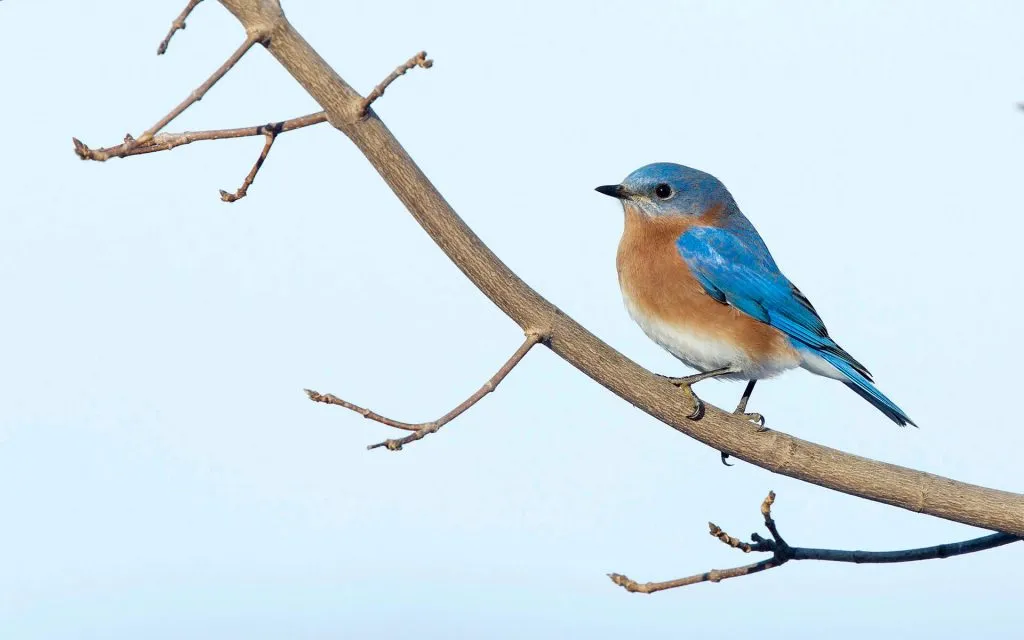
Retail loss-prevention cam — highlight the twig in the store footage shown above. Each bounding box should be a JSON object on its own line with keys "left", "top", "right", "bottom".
{"left": 708, "top": 522, "right": 759, "bottom": 553}
{"left": 306, "top": 333, "right": 543, "bottom": 450}
{"left": 760, "top": 490, "right": 787, "bottom": 547}
{"left": 220, "top": 130, "right": 276, "bottom": 202}
{"left": 610, "top": 558, "right": 782, "bottom": 593}
{"left": 73, "top": 111, "right": 326, "bottom": 162}
{"left": 129, "top": 35, "right": 260, "bottom": 150}
{"left": 157, "top": 0, "right": 205, "bottom": 55}
{"left": 360, "top": 51, "right": 433, "bottom": 115}
{"left": 610, "top": 492, "right": 1020, "bottom": 594}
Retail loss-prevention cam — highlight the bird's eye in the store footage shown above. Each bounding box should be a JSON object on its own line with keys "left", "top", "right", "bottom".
{"left": 654, "top": 183, "right": 673, "bottom": 199}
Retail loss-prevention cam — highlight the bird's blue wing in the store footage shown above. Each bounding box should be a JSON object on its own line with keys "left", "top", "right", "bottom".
{"left": 676, "top": 226, "right": 869, "bottom": 377}
{"left": 677, "top": 226, "right": 914, "bottom": 426}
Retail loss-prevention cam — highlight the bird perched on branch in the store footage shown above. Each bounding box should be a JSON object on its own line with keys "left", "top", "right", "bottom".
{"left": 596, "top": 163, "right": 913, "bottom": 462}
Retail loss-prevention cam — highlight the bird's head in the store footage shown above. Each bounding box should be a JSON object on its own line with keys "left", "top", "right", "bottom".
{"left": 595, "top": 162, "right": 736, "bottom": 218}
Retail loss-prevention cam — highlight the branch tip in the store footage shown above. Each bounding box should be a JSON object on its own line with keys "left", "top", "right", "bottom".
{"left": 709, "top": 522, "right": 754, "bottom": 553}
{"left": 360, "top": 50, "right": 435, "bottom": 115}
{"left": 157, "top": 0, "right": 205, "bottom": 55}
{"left": 72, "top": 112, "right": 326, "bottom": 166}
{"left": 310, "top": 333, "right": 542, "bottom": 450}
{"left": 220, "top": 131, "right": 277, "bottom": 202}
{"left": 612, "top": 491, "right": 1018, "bottom": 594}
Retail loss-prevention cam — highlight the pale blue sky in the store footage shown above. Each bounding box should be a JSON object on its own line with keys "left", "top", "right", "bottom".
{"left": 1, "top": 1, "right": 1022, "bottom": 637}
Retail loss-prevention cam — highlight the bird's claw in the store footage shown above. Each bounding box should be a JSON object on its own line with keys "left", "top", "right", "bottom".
{"left": 684, "top": 386, "right": 705, "bottom": 420}
{"left": 735, "top": 411, "right": 766, "bottom": 430}
{"left": 721, "top": 410, "right": 764, "bottom": 466}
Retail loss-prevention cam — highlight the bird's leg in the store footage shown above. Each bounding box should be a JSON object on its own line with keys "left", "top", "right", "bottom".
{"left": 733, "top": 380, "right": 766, "bottom": 429}
{"left": 658, "top": 366, "right": 737, "bottom": 421}
{"left": 720, "top": 380, "right": 765, "bottom": 467}
{"left": 662, "top": 367, "right": 737, "bottom": 387}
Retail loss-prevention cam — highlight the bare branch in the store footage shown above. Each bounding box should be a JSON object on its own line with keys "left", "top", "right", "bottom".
{"left": 610, "top": 492, "right": 1020, "bottom": 594}
{"left": 708, "top": 522, "right": 759, "bottom": 553}
{"left": 219, "top": 130, "right": 275, "bottom": 202}
{"left": 306, "top": 333, "right": 544, "bottom": 450}
{"left": 205, "top": 1, "right": 1024, "bottom": 537}
{"left": 73, "top": 111, "right": 326, "bottom": 162}
{"left": 78, "top": 1, "right": 1024, "bottom": 547}
{"left": 158, "top": 0, "right": 205, "bottom": 55}
{"left": 136, "top": 35, "right": 260, "bottom": 148}
{"left": 760, "top": 490, "right": 787, "bottom": 547}
{"left": 609, "top": 558, "right": 781, "bottom": 594}
{"left": 360, "top": 51, "right": 433, "bottom": 115}
{"left": 75, "top": 33, "right": 264, "bottom": 161}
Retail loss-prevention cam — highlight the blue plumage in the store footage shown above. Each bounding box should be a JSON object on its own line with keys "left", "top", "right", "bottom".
{"left": 677, "top": 227, "right": 914, "bottom": 426}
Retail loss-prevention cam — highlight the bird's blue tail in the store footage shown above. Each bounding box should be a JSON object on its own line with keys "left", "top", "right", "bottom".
{"left": 818, "top": 349, "right": 916, "bottom": 427}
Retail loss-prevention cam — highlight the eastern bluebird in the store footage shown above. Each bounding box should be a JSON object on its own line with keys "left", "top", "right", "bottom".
{"left": 597, "top": 163, "right": 913, "bottom": 460}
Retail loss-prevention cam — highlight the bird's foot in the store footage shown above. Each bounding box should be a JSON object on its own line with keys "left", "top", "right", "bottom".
{"left": 735, "top": 411, "right": 768, "bottom": 431}
{"left": 720, "top": 410, "right": 766, "bottom": 466}
{"left": 656, "top": 374, "right": 705, "bottom": 420}
{"left": 684, "top": 386, "right": 705, "bottom": 421}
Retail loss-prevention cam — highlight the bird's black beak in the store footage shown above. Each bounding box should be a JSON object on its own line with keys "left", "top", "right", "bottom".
{"left": 595, "top": 184, "right": 627, "bottom": 199}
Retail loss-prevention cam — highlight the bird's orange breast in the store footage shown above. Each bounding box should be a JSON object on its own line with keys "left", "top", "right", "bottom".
{"left": 615, "top": 205, "right": 799, "bottom": 373}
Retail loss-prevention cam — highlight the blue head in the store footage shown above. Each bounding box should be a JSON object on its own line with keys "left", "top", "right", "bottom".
{"left": 596, "top": 163, "right": 739, "bottom": 219}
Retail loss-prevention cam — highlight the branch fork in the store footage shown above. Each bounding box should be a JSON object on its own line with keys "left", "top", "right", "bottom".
{"left": 74, "top": 2, "right": 430, "bottom": 202}
{"left": 307, "top": 333, "right": 544, "bottom": 450}
{"left": 609, "top": 492, "right": 1018, "bottom": 594}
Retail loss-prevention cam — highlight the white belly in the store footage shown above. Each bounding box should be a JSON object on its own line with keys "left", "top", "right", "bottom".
{"left": 623, "top": 294, "right": 798, "bottom": 380}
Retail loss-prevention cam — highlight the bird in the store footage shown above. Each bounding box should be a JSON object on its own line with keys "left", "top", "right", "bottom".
{"left": 596, "top": 162, "right": 914, "bottom": 463}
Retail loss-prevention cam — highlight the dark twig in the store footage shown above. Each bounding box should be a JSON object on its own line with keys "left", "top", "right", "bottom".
{"left": 360, "top": 51, "right": 433, "bottom": 115}
{"left": 73, "top": 112, "right": 327, "bottom": 162}
{"left": 306, "top": 333, "right": 544, "bottom": 450}
{"left": 610, "top": 492, "right": 1020, "bottom": 594}
{"left": 157, "top": 0, "right": 205, "bottom": 55}
{"left": 220, "top": 130, "right": 276, "bottom": 202}
{"left": 760, "top": 490, "right": 787, "bottom": 547}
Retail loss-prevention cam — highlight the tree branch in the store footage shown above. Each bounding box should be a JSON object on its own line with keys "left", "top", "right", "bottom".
{"left": 157, "top": 0, "right": 205, "bottom": 55}
{"left": 219, "top": 129, "right": 276, "bottom": 202}
{"left": 75, "top": 1, "right": 1024, "bottom": 545}
{"left": 306, "top": 333, "right": 543, "bottom": 450}
{"left": 361, "top": 51, "right": 433, "bottom": 115}
{"left": 74, "top": 23, "right": 266, "bottom": 163}
{"left": 136, "top": 35, "right": 261, "bottom": 148}
{"left": 73, "top": 111, "right": 326, "bottom": 161}
{"left": 208, "top": 0, "right": 1024, "bottom": 537}
{"left": 609, "top": 492, "right": 1020, "bottom": 594}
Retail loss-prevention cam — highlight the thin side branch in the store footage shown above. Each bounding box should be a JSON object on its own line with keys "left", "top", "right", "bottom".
{"left": 220, "top": 130, "right": 276, "bottom": 202}
{"left": 75, "top": 32, "right": 265, "bottom": 162}
{"left": 360, "top": 51, "right": 433, "bottom": 115}
{"left": 610, "top": 492, "right": 1020, "bottom": 594}
{"left": 137, "top": 35, "right": 260, "bottom": 147}
{"left": 306, "top": 333, "right": 544, "bottom": 450}
{"left": 158, "top": 0, "right": 205, "bottom": 55}
{"left": 610, "top": 558, "right": 782, "bottom": 593}
{"left": 73, "top": 112, "right": 326, "bottom": 161}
